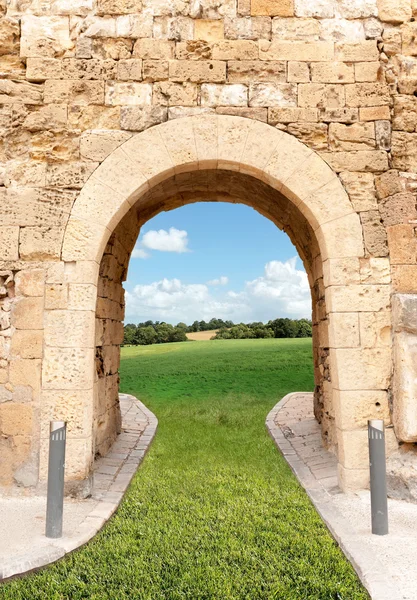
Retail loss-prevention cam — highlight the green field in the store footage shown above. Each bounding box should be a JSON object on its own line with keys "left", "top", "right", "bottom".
{"left": 0, "top": 339, "right": 367, "bottom": 599}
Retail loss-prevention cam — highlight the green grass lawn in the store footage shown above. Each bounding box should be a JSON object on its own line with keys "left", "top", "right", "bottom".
{"left": 0, "top": 339, "right": 367, "bottom": 600}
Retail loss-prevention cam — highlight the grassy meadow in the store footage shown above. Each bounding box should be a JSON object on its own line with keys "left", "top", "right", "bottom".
{"left": 0, "top": 339, "right": 367, "bottom": 599}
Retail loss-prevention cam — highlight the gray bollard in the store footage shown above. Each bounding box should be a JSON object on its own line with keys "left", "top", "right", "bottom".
{"left": 368, "top": 419, "right": 388, "bottom": 536}
{"left": 45, "top": 421, "right": 66, "bottom": 539}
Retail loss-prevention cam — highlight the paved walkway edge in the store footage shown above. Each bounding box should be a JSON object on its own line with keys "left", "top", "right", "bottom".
{"left": 1, "top": 393, "right": 157, "bottom": 581}
{"left": 266, "top": 392, "right": 401, "bottom": 600}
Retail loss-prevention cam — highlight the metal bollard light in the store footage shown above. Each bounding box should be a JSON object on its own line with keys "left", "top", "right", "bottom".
{"left": 45, "top": 421, "right": 66, "bottom": 539}
{"left": 368, "top": 419, "right": 388, "bottom": 536}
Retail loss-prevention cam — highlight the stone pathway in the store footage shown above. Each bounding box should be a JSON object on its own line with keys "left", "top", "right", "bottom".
{"left": 267, "top": 392, "right": 417, "bottom": 600}
{"left": 0, "top": 394, "right": 157, "bottom": 581}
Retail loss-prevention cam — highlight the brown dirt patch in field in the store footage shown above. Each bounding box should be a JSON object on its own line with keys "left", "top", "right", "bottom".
{"left": 186, "top": 330, "right": 218, "bottom": 341}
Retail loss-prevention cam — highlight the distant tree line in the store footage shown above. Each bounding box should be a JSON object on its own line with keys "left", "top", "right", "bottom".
{"left": 123, "top": 318, "right": 312, "bottom": 346}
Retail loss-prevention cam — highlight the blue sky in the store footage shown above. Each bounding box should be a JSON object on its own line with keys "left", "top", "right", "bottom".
{"left": 124, "top": 202, "right": 311, "bottom": 325}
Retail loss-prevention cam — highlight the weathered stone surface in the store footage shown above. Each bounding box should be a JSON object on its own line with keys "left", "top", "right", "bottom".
{"left": 387, "top": 446, "right": 417, "bottom": 503}
{"left": 377, "top": 0, "right": 412, "bottom": 22}
{"left": 248, "top": 82, "right": 296, "bottom": 106}
{"left": 80, "top": 130, "right": 132, "bottom": 161}
{"left": 339, "top": 171, "right": 378, "bottom": 212}
{"left": 393, "top": 330, "right": 417, "bottom": 441}
{"left": 201, "top": 83, "right": 248, "bottom": 106}
{"left": 379, "top": 192, "right": 417, "bottom": 226}
{"left": 97, "top": 0, "right": 141, "bottom": 15}
{"left": 194, "top": 19, "right": 225, "bottom": 41}
{"left": 153, "top": 81, "right": 197, "bottom": 105}
{"left": 105, "top": 81, "right": 152, "bottom": 105}
{"left": 329, "top": 122, "right": 375, "bottom": 151}
{"left": 120, "top": 105, "right": 168, "bottom": 130}
{"left": 251, "top": 0, "right": 294, "bottom": 16}
{"left": 228, "top": 60, "right": 286, "bottom": 82}
{"left": 0, "top": 227, "right": 19, "bottom": 261}
{"left": 20, "top": 16, "right": 72, "bottom": 58}
{"left": 286, "top": 123, "right": 328, "bottom": 150}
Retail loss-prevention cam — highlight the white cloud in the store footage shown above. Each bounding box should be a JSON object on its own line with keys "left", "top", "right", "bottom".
{"left": 141, "top": 227, "right": 190, "bottom": 253}
{"left": 131, "top": 248, "right": 149, "bottom": 259}
{"left": 207, "top": 276, "right": 229, "bottom": 286}
{"left": 125, "top": 257, "right": 311, "bottom": 324}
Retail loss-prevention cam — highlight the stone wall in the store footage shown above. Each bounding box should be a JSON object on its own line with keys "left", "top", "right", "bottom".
{"left": 0, "top": 0, "right": 417, "bottom": 497}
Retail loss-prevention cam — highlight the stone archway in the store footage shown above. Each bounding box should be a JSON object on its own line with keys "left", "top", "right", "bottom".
{"left": 40, "top": 115, "right": 393, "bottom": 494}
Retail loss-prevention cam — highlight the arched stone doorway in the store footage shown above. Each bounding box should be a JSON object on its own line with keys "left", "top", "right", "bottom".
{"left": 45, "top": 115, "right": 393, "bottom": 494}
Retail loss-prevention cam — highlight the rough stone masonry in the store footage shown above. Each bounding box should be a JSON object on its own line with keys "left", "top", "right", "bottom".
{"left": 0, "top": 0, "right": 417, "bottom": 501}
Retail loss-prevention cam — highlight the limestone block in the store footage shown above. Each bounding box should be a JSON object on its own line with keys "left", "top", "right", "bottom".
{"left": 387, "top": 224, "right": 417, "bottom": 264}
{"left": 97, "top": 0, "right": 141, "bottom": 14}
{"left": 105, "top": 81, "right": 152, "bottom": 106}
{"left": 360, "top": 256, "right": 391, "bottom": 284}
{"left": 391, "top": 132, "right": 417, "bottom": 171}
{"left": 334, "top": 390, "right": 390, "bottom": 431}
{"left": 0, "top": 403, "right": 33, "bottom": 437}
{"left": 45, "top": 310, "right": 95, "bottom": 348}
{"left": 61, "top": 217, "right": 109, "bottom": 262}
{"left": 64, "top": 261, "right": 100, "bottom": 285}
{"left": 338, "top": 428, "right": 397, "bottom": 470}
{"left": 80, "top": 130, "right": 132, "bottom": 162}
{"left": 82, "top": 17, "right": 117, "bottom": 38}
{"left": 336, "top": 0, "right": 378, "bottom": 18}
{"left": 375, "top": 120, "right": 391, "bottom": 151}
{"left": 251, "top": 0, "right": 293, "bottom": 16}
{"left": 268, "top": 107, "right": 318, "bottom": 123}
{"left": 9, "top": 357, "right": 41, "bottom": 395}
{"left": 171, "top": 106, "right": 215, "bottom": 118}
{"left": 21, "top": 105, "right": 67, "bottom": 132}
{"left": 195, "top": 19, "right": 224, "bottom": 41}
{"left": 271, "top": 17, "right": 319, "bottom": 40}
{"left": 117, "top": 14, "right": 153, "bottom": 38}
{"left": 320, "top": 150, "right": 389, "bottom": 172}
{"left": 45, "top": 283, "right": 69, "bottom": 309}
{"left": 0, "top": 227, "right": 19, "bottom": 261}
{"left": 133, "top": 39, "right": 174, "bottom": 59}
{"left": 294, "top": 0, "right": 335, "bottom": 18}
{"left": 323, "top": 258, "right": 360, "bottom": 286}
{"left": 175, "top": 41, "right": 212, "bottom": 60}
{"left": 329, "top": 122, "right": 375, "bottom": 151}
{"left": 26, "top": 58, "right": 63, "bottom": 82}
{"left": 248, "top": 82, "right": 296, "bottom": 107}
{"left": 375, "top": 170, "right": 403, "bottom": 199}
{"left": 19, "top": 227, "right": 63, "bottom": 261}
{"left": 20, "top": 16, "right": 72, "bottom": 58}
{"left": 359, "top": 310, "right": 391, "bottom": 348}
{"left": 339, "top": 171, "right": 377, "bottom": 212}
{"left": 212, "top": 40, "right": 258, "bottom": 60}
{"left": 42, "top": 346, "right": 94, "bottom": 390}
{"left": 224, "top": 16, "right": 271, "bottom": 40}
{"left": 40, "top": 389, "right": 93, "bottom": 439}
{"left": 328, "top": 312, "right": 360, "bottom": 348}
{"left": 259, "top": 40, "right": 334, "bottom": 61}
{"left": 354, "top": 62, "right": 381, "bottom": 83}
{"left": 12, "top": 297, "right": 44, "bottom": 330}
{"left": 51, "top": 0, "right": 94, "bottom": 15}
{"left": 319, "top": 107, "right": 358, "bottom": 122}
{"left": 345, "top": 82, "right": 391, "bottom": 107}
{"left": 70, "top": 176, "right": 128, "bottom": 230}
{"left": 15, "top": 270, "right": 45, "bottom": 297}
{"left": 392, "top": 265, "right": 417, "bottom": 293}
{"left": 153, "top": 81, "right": 198, "bottom": 105}
{"left": 379, "top": 192, "right": 416, "bottom": 227}
{"left": 238, "top": 0, "right": 251, "bottom": 15}
{"left": 287, "top": 61, "right": 310, "bottom": 83}
{"left": 68, "top": 284, "right": 97, "bottom": 311}
{"left": 338, "top": 464, "right": 369, "bottom": 491}
{"left": 335, "top": 41, "right": 378, "bottom": 62}
{"left": 298, "top": 83, "right": 345, "bottom": 108}
{"left": 44, "top": 80, "right": 104, "bottom": 105}
{"left": 60, "top": 58, "right": 117, "bottom": 80}
{"left": 393, "top": 330, "right": 417, "bottom": 441}
{"left": 143, "top": 60, "right": 169, "bottom": 81}
{"left": 377, "top": 0, "right": 412, "bottom": 22}
{"left": 0, "top": 17, "right": 19, "bottom": 57}
{"left": 319, "top": 18, "right": 365, "bottom": 42}
{"left": 116, "top": 59, "right": 142, "bottom": 81}
{"left": 46, "top": 162, "right": 97, "bottom": 189}
{"left": 228, "top": 61, "right": 286, "bottom": 83}
{"left": 326, "top": 284, "right": 390, "bottom": 313}
{"left": 153, "top": 16, "right": 194, "bottom": 41}
{"left": 158, "top": 118, "right": 198, "bottom": 172}
{"left": 0, "top": 187, "right": 72, "bottom": 229}
{"left": 121, "top": 106, "right": 168, "bottom": 131}
{"left": 200, "top": 83, "right": 247, "bottom": 108}
{"left": 331, "top": 346, "right": 392, "bottom": 390}
{"left": 396, "top": 56, "right": 417, "bottom": 95}
{"left": 120, "top": 125, "right": 175, "bottom": 181}
{"left": 169, "top": 60, "right": 226, "bottom": 82}
{"left": 286, "top": 123, "right": 328, "bottom": 150}
{"left": 393, "top": 96, "right": 417, "bottom": 133}
{"left": 5, "top": 160, "right": 47, "bottom": 188}
{"left": 310, "top": 62, "right": 354, "bottom": 84}
{"left": 11, "top": 330, "right": 43, "bottom": 359}
{"left": 0, "top": 80, "right": 43, "bottom": 105}
{"left": 192, "top": 115, "right": 219, "bottom": 167}
{"left": 68, "top": 105, "right": 120, "bottom": 130}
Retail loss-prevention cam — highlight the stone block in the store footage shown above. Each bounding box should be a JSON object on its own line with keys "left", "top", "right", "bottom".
{"left": 336, "top": 0, "right": 378, "bottom": 18}
{"left": 335, "top": 41, "right": 379, "bottom": 62}
{"left": 143, "top": 60, "right": 169, "bottom": 81}
{"left": 153, "top": 16, "right": 194, "bottom": 41}
{"left": 0, "top": 403, "right": 33, "bottom": 437}
{"left": 46, "top": 162, "right": 97, "bottom": 189}
{"left": 271, "top": 17, "right": 320, "bottom": 40}
{"left": 116, "top": 59, "right": 143, "bottom": 81}
{"left": 228, "top": 61, "right": 286, "bottom": 83}
{"left": 195, "top": 19, "right": 224, "bottom": 41}
{"left": 331, "top": 347, "right": 392, "bottom": 390}
{"left": 121, "top": 106, "right": 168, "bottom": 131}
{"left": 298, "top": 83, "right": 345, "bottom": 108}
{"left": 40, "top": 390, "right": 93, "bottom": 438}
{"left": 359, "top": 106, "right": 390, "bottom": 121}
{"left": 392, "top": 265, "right": 417, "bottom": 293}
{"left": 329, "top": 122, "right": 375, "bottom": 151}
{"left": 338, "top": 463, "right": 369, "bottom": 491}
{"left": 287, "top": 61, "right": 310, "bottom": 83}
{"left": 175, "top": 41, "right": 213, "bottom": 60}
{"left": 133, "top": 39, "right": 174, "bottom": 59}
{"left": 251, "top": 0, "right": 294, "bottom": 16}
{"left": 153, "top": 82, "right": 198, "bottom": 105}
{"left": 320, "top": 150, "right": 389, "bottom": 172}
{"left": 68, "top": 105, "right": 120, "bottom": 130}
{"left": 20, "top": 16, "right": 72, "bottom": 58}
{"left": 379, "top": 192, "right": 416, "bottom": 227}
{"left": 44, "top": 80, "right": 105, "bottom": 105}
{"left": 45, "top": 284, "right": 69, "bottom": 310}
{"left": 249, "top": 82, "right": 296, "bottom": 107}
{"left": 345, "top": 83, "right": 391, "bottom": 107}
{"left": 9, "top": 358, "right": 42, "bottom": 395}
{"left": 323, "top": 257, "right": 360, "bottom": 287}
{"left": 359, "top": 310, "right": 391, "bottom": 347}
{"left": 393, "top": 330, "right": 417, "bottom": 441}
{"left": 26, "top": 58, "right": 63, "bottom": 82}
{"left": 42, "top": 346, "right": 95, "bottom": 390}
{"left": 294, "top": 0, "right": 335, "bottom": 18}
{"left": 11, "top": 330, "right": 43, "bottom": 359}
{"left": 19, "top": 227, "right": 63, "bottom": 261}
{"left": 328, "top": 312, "right": 360, "bottom": 348}
{"left": 268, "top": 107, "right": 318, "bottom": 123}
{"left": 12, "top": 297, "right": 44, "bottom": 330}
{"left": 105, "top": 82, "right": 152, "bottom": 106}
{"left": 97, "top": 0, "right": 141, "bottom": 14}
{"left": 391, "top": 132, "right": 417, "bottom": 171}
{"left": 212, "top": 40, "right": 258, "bottom": 60}
{"left": 387, "top": 224, "right": 417, "bottom": 264}
{"left": 377, "top": 0, "right": 412, "bottom": 22}
{"left": 224, "top": 16, "right": 271, "bottom": 40}
{"left": 215, "top": 107, "right": 267, "bottom": 121}
{"left": 259, "top": 40, "right": 334, "bottom": 61}
{"left": 0, "top": 80, "right": 43, "bottom": 105}
{"left": 286, "top": 123, "right": 328, "bottom": 150}
{"left": 375, "top": 169, "right": 403, "bottom": 199}
{"left": 354, "top": 62, "right": 381, "bottom": 83}
{"left": 359, "top": 257, "right": 391, "bottom": 284}
{"left": 360, "top": 210, "right": 389, "bottom": 257}
{"left": 310, "top": 62, "right": 354, "bottom": 84}
{"left": 326, "top": 284, "right": 390, "bottom": 312}
{"left": 45, "top": 310, "right": 95, "bottom": 348}
{"left": 334, "top": 389, "right": 390, "bottom": 431}
{"left": 201, "top": 83, "right": 248, "bottom": 107}
{"left": 339, "top": 171, "right": 377, "bottom": 212}
{"left": 80, "top": 130, "right": 132, "bottom": 162}
{"left": 15, "top": 270, "right": 45, "bottom": 297}
{"left": 169, "top": 60, "right": 226, "bottom": 82}
{"left": 68, "top": 284, "right": 97, "bottom": 311}
{"left": 0, "top": 226, "right": 19, "bottom": 260}
{"left": 393, "top": 96, "right": 417, "bottom": 133}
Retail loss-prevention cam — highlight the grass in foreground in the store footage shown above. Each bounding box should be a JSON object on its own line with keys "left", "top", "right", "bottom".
{"left": 0, "top": 339, "right": 367, "bottom": 600}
